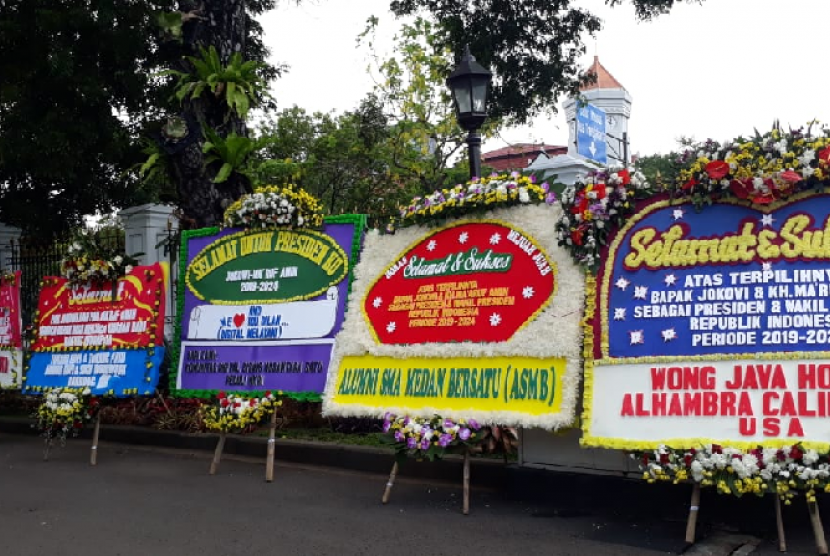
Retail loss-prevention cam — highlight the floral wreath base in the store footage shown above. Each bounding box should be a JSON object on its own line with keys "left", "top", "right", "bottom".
{"left": 202, "top": 391, "right": 282, "bottom": 434}
{"left": 634, "top": 443, "right": 830, "bottom": 504}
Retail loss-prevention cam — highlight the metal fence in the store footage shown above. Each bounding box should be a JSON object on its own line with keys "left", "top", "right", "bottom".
{"left": 5, "top": 232, "right": 126, "bottom": 329}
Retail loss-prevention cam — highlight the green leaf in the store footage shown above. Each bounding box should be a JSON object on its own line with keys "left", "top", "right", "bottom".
{"left": 214, "top": 163, "right": 233, "bottom": 183}
{"left": 139, "top": 153, "right": 160, "bottom": 177}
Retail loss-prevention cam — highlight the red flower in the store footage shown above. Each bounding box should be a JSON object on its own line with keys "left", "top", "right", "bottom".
{"left": 730, "top": 179, "right": 751, "bottom": 199}
{"left": 711, "top": 444, "right": 722, "bottom": 454}
{"left": 233, "top": 402, "right": 242, "bottom": 408}
{"left": 249, "top": 399, "right": 256, "bottom": 407}
{"left": 659, "top": 453, "right": 670, "bottom": 464}
{"left": 780, "top": 170, "right": 802, "bottom": 184}
{"left": 617, "top": 169, "right": 631, "bottom": 185}
{"left": 264, "top": 391, "right": 272, "bottom": 398}
{"left": 571, "top": 227, "right": 584, "bottom": 246}
{"left": 684, "top": 454, "right": 693, "bottom": 467}
{"left": 220, "top": 399, "right": 230, "bottom": 408}
{"left": 752, "top": 192, "right": 777, "bottom": 205}
{"left": 73, "top": 420, "right": 82, "bottom": 429}
{"left": 594, "top": 184, "right": 608, "bottom": 200}
{"left": 732, "top": 454, "right": 742, "bottom": 461}
{"left": 89, "top": 398, "right": 99, "bottom": 407}
{"left": 218, "top": 392, "right": 227, "bottom": 399}
{"left": 777, "top": 449, "right": 786, "bottom": 461}
{"left": 790, "top": 446, "right": 803, "bottom": 460}
{"left": 819, "top": 147, "right": 830, "bottom": 166}
{"left": 642, "top": 453, "right": 649, "bottom": 465}
{"left": 682, "top": 178, "right": 698, "bottom": 191}
{"left": 705, "top": 160, "right": 730, "bottom": 180}
{"left": 689, "top": 448, "right": 697, "bottom": 455}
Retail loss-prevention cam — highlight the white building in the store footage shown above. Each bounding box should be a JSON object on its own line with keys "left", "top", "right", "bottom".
{"left": 527, "top": 56, "right": 633, "bottom": 185}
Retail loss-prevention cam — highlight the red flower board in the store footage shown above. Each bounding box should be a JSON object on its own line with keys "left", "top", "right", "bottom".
{"left": 364, "top": 222, "right": 555, "bottom": 345}
{"left": 32, "top": 263, "right": 167, "bottom": 351}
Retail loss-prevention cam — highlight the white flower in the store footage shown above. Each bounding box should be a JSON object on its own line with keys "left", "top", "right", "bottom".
{"left": 518, "top": 187, "right": 530, "bottom": 203}
{"left": 690, "top": 460, "right": 704, "bottom": 482}
{"left": 113, "top": 255, "right": 123, "bottom": 265}
{"left": 125, "top": 265, "right": 133, "bottom": 274}
{"left": 804, "top": 450, "right": 820, "bottom": 466}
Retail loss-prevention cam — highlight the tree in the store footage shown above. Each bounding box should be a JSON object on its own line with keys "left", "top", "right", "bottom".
{"left": 0, "top": 0, "right": 700, "bottom": 234}
{"left": 252, "top": 96, "right": 415, "bottom": 226}
{"left": 362, "top": 17, "right": 502, "bottom": 196}
{"left": 0, "top": 0, "right": 282, "bottom": 236}
{"left": 0, "top": 0, "right": 176, "bottom": 237}
{"left": 390, "top": 0, "right": 702, "bottom": 124}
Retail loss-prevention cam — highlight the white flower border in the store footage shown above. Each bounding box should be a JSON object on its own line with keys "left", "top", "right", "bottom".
{"left": 323, "top": 204, "right": 585, "bottom": 429}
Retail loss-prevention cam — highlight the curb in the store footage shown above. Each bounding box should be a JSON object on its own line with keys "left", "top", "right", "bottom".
{"left": 0, "top": 417, "right": 508, "bottom": 486}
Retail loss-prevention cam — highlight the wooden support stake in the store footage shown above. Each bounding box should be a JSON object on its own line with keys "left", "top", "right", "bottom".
{"left": 774, "top": 495, "right": 787, "bottom": 553}
{"left": 382, "top": 461, "right": 399, "bottom": 504}
{"left": 684, "top": 483, "right": 701, "bottom": 544}
{"left": 90, "top": 414, "right": 101, "bottom": 466}
{"left": 209, "top": 432, "right": 226, "bottom": 475}
{"left": 808, "top": 500, "right": 828, "bottom": 555}
{"left": 43, "top": 437, "right": 52, "bottom": 462}
{"left": 462, "top": 449, "right": 471, "bottom": 516}
{"left": 265, "top": 410, "right": 277, "bottom": 483}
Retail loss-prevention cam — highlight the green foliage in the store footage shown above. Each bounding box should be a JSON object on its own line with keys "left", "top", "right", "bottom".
{"left": 391, "top": 0, "right": 703, "bottom": 124}
{"left": 202, "top": 129, "right": 259, "bottom": 184}
{"left": 155, "top": 11, "right": 183, "bottom": 41}
{"left": 0, "top": 0, "right": 178, "bottom": 238}
{"left": 164, "top": 46, "right": 268, "bottom": 120}
{"left": 362, "top": 17, "right": 494, "bottom": 195}
{"left": 634, "top": 152, "right": 681, "bottom": 188}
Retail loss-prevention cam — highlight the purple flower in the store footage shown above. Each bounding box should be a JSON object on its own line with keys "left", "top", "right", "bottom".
{"left": 403, "top": 417, "right": 411, "bottom": 426}
{"left": 529, "top": 174, "right": 536, "bottom": 183}
{"left": 545, "top": 192, "right": 557, "bottom": 205}
{"left": 458, "top": 428, "right": 471, "bottom": 441}
{"left": 438, "top": 433, "right": 453, "bottom": 448}
{"left": 420, "top": 438, "right": 431, "bottom": 450}
{"left": 507, "top": 182, "right": 517, "bottom": 190}
{"left": 407, "top": 437, "right": 417, "bottom": 449}
{"left": 394, "top": 430, "right": 405, "bottom": 442}
{"left": 468, "top": 419, "right": 481, "bottom": 430}
{"left": 471, "top": 176, "right": 480, "bottom": 183}
{"left": 510, "top": 171, "right": 520, "bottom": 178}
{"left": 443, "top": 419, "right": 455, "bottom": 429}
{"left": 383, "top": 420, "right": 392, "bottom": 433}
{"left": 541, "top": 181, "right": 550, "bottom": 192}
{"left": 490, "top": 172, "right": 499, "bottom": 178}
{"left": 424, "top": 199, "right": 431, "bottom": 207}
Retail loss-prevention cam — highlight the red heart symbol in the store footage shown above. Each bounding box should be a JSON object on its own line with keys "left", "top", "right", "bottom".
{"left": 233, "top": 314, "right": 245, "bottom": 328}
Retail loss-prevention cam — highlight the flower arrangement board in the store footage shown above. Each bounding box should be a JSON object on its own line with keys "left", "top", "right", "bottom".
{"left": 582, "top": 192, "right": 830, "bottom": 451}
{"left": 24, "top": 263, "right": 168, "bottom": 396}
{"left": 323, "top": 205, "right": 585, "bottom": 429}
{"left": 0, "top": 271, "right": 23, "bottom": 389}
{"left": 172, "top": 215, "right": 366, "bottom": 400}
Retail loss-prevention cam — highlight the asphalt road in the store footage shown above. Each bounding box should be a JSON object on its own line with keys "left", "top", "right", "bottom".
{"left": 0, "top": 433, "right": 822, "bottom": 556}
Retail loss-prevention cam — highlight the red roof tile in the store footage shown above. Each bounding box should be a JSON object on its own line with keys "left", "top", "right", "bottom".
{"left": 580, "top": 56, "right": 625, "bottom": 91}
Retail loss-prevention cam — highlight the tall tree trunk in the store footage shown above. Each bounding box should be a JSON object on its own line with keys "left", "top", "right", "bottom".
{"left": 170, "top": 0, "right": 253, "bottom": 229}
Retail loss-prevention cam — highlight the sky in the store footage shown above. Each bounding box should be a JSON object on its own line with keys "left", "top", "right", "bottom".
{"left": 260, "top": 0, "right": 830, "bottom": 157}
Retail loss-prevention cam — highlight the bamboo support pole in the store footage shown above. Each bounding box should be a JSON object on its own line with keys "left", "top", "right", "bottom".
{"left": 90, "top": 414, "right": 101, "bottom": 466}
{"left": 684, "top": 483, "right": 701, "bottom": 544}
{"left": 265, "top": 410, "right": 277, "bottom": 483}
{"left": 209, "top": 432, "right": 226, "bottom": 475}
{"left": 382, "top": 462, "right": 399, "bottom": 504}
{"left": 462, "top": 449, "right": 471, "bottom": 516}
{"left": 43, "top": 437, "right": 52, "bottom": 462}
{"left": 808, "top": 500, "right": 828, "bottom": 555}
{"left": 774, "top": 495, "right": 787, "bottom": 553}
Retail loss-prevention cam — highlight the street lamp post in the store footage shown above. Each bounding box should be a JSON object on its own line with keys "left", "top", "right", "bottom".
{"left": 447, "top": 46, "right": 492, "bottom": 181}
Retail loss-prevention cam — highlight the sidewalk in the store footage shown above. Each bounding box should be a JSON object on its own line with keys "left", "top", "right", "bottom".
{"left": 1, "top": 417, "right": 827, "bottom": 555}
